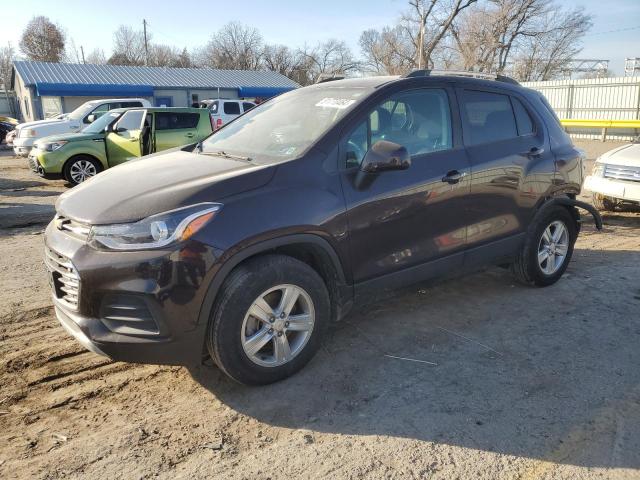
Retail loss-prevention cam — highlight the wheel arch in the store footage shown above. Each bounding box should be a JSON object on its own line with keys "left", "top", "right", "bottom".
{"left": 197, "top": 234, "right": 353, "bottom": 334}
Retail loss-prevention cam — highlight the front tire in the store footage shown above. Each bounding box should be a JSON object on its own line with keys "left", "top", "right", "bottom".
{"left": 511, "top": 206, "right": 577, "bottom": 287}
{"left": 206, "top": 255, "right": 330, "bottom": 385}
{"left": 63, "top": 155, "right": 102, "bottom": 186}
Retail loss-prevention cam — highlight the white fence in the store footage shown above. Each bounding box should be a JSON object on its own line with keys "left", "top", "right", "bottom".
{"left": 522, "top": 77, "right": 640, "bottom": 140}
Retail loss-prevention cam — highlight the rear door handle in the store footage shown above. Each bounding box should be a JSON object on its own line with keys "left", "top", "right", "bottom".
{"left": 442, "top": 170, "right": 466, "bottom": 184}
{"left": 185, "top": 132, "right": 195, "bottom": 138}
{"left": 525, "top": 147, "right": 544, "bottom": 157}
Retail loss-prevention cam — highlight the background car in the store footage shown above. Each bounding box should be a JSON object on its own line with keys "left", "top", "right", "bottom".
{"left": 199, "top": 99, "right": 255, "bottom": 130}
{"left": 584, "top": 142, "right": 640, "bottom": 210}
{"left": 0, "top": 120, "right": 15, "bottom": 144}
{"left": 12, "top": 98, "right": 151, "bottom": 157}
{"left": 29, "top": 107, "right": 213, "bottom": 185}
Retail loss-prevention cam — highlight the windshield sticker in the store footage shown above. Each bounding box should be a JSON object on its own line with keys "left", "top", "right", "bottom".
{"left": 315, "top": 98, "right": 356, "bottom": 109}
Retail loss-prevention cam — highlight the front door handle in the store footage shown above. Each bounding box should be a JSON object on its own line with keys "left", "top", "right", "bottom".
{"left": 129, "top": 136, "right": 139, "bottom": 142}
{"left": 185, "top": 132, "right": 195, "bottom": 138}
{"left": 442, "top": 170, "right": 466, "bottom": 184}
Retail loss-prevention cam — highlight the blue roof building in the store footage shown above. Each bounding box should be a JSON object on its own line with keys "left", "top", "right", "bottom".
{"left": 11, "top": 61, "right": 299, "bottom": 121}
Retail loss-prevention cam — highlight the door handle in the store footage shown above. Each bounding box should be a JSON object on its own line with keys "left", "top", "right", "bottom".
{"left": 129, "top": 136, "right": 139, "bottom": 142}
{"left": 442, "top": 170, "right": 466, "bottom": 184}
{"left": 185, "top": 133, "right": 195, "bottom": 138}
{"left": 524, "top": 146, "right": 544, "bottom": 157}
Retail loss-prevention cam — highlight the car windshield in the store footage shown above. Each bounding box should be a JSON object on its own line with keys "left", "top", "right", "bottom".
{"left": 200, "top": 87, "right": 368, "bottom": 162}
{"left": 82, "top": 111, "right": 121, "bottom": 133}
{"left": 67, "top": 102, "right": 98, "bottom": 121}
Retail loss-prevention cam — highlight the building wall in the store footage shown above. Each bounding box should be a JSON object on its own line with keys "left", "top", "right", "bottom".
{"left": 522, "top": 76, "right": 640, "bottom": 140}
{"left": 13, "top": 73, "right": 37, "bottom": 122}
{"left": 151, "top": 88, "right": 239, "bottom": 107}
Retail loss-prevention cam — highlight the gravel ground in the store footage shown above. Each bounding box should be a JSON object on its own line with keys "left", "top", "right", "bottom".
{"left": 0, "top": 141, "right": 639, "bottom": 480}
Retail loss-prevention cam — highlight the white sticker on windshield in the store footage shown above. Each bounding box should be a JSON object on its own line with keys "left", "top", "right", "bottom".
{"left": 315, "top": 98, "right": 356, "bottom": 109}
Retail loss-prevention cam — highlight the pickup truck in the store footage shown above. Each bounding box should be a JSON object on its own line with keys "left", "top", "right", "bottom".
{"left": 12, "top": 98, "right": 151, "bottom": 157}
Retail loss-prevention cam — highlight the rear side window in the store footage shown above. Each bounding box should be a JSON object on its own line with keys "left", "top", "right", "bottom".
{"left": 461, "top": 90, "right": 517, "bottom": 145}
{"left": 155, "top": 112, "right": 200, "bottom": 130}
{"left": 223, "top": 102, "right": 241, "bottom": 115}
{"left": 242, "top": 102, "right": 255, "bottom": 112}
{"left": 511, "top": 97, "right": 534, "bottom": 136}
{"left": 120, "top": 101, "right": 143, "bottom": 108}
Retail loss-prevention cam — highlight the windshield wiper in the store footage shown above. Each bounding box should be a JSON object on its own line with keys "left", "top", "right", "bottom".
{"left": 204, "top": 150, "right": 253, "bottom": 162}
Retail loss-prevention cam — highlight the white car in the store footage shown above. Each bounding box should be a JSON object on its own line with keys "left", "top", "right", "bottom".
{"left": 200, "top": 99, "right": 255, "bottom": 130}
{"left": 584, "top": 142, "right": 640, "bottom": 210}
{"left": 12, "top": 98, "right": 151, "bottom": 157}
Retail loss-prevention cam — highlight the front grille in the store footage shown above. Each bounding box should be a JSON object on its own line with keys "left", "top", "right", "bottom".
{"left": 604, "top": 164, "right": 640, "bottom": 183}
{"left": 27, "top": 156, "right": 39, "bottom": 172}
{"left": 44, "top": 247, "right": 80, "bottom": 310}
{"left": 54, "top": 215, "right": 90, "bottom": 241}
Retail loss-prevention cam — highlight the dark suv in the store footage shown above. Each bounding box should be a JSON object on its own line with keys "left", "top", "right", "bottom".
{"left": 44, "top": 71, "right": 601, "bottom": 385}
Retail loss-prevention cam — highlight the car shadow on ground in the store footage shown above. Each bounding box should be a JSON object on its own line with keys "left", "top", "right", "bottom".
{"left": 189, "top": 247, "right": 640, "bottom": 470}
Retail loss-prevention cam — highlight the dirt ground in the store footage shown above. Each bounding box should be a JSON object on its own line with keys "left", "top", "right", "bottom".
{"left": 1, "top": 141, "right": 639, "bottom": 480}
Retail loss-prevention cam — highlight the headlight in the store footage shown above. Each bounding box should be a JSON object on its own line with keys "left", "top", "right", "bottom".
{"left": 592, "top": 160, "right": 605, "bottom": 177}
{"left": 87, "top": 203, "right": 222, "bottom": 251}
{"left": 23, "top": 128, "right": 37, "bottom": 137}
{"left": 40, "top": 140, "right": 68, "bottom": 152}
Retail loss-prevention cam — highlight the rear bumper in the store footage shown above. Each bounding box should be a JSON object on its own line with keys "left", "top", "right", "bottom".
{"left": 584, "top": 175, "right": 640, "bottom": 202}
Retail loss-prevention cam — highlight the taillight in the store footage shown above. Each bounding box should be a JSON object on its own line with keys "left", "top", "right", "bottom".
{"left": 216, "top": 118, "right": 223, "bottom": 130}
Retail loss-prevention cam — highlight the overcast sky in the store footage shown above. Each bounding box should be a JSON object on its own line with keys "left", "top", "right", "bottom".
{"left": 2, "top": 0, "right": 639, "bottom": 75}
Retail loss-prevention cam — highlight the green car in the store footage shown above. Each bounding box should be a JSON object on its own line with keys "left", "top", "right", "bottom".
{"left": 28, "top": 107, "right": 213, "bottom": 186}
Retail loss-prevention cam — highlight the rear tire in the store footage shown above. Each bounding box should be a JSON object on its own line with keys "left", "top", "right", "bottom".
{"left": 592, "top": 193, "right": 617, "bottom": 211}
{"left": 511, "top": 206, "right": 577, "bottom": 287}
{"left": 206, "top": 254, "right": 330, "bottom": 385}
{"left": 63, "top": 155, "right": 102, "bottom": 186}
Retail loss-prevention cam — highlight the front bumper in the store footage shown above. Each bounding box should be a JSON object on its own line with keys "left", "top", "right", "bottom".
{"left": 44, "top": 221, "right": 220, "bottom": 366}
{"left": 584, "top": 175, "right": 640, "bottom": 203}
{"left": 28, "top": 150, "right": 64, "bottom": 178}
{"left": 13, "top": 145, "right": 32, "bottom": 157}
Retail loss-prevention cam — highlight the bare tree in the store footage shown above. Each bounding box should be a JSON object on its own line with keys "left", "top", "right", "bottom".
{"left": 108, "top": 25, "right": 146, "bottom": 66}
{"left": 86, "top": 48, "right": 107, "bottom": 65}
{"left": 451, "top": 0, "right": 592, "bottom": 80}
{"left": 359, "top": 0, "right": 476, "bottom": 74}
{"left": 0, "top": 44, "right": 15, "bottom": 91}
{"left": 196, "top": 22, "right": 263, "bottom": 70}
{"left": 299, "top": 39, "right": 359, "bottom": 84}
{"left": 19, "top": 16, "right": 66, "bottom": 62}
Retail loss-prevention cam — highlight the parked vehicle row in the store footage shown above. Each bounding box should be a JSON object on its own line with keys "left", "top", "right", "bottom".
{"left": 45, "top": 71, "right": 602, "bottom": 385}
{"left": 28, "top": 107, "right": 212, "bottom": 185}
{"left": 12, "top": 98, "right": 151, "bottom": 157}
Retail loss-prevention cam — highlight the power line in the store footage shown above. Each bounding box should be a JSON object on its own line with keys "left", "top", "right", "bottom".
{"left": 584, "top": 25, "right": 640, "bottom": 37}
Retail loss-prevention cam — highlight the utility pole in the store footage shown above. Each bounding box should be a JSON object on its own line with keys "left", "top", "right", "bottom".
{"left": 80, "top": 45, "right": 86, "bottom": 64}
{"left": 143, "top": 19, "right": 149, "bottom": 66}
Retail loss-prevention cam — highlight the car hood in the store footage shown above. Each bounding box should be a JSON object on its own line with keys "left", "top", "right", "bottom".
{"left": 37, "top": 132, "right": 100, "bottom": 144}
{"left": 16, "top": 118, "right": 66, "bottom": 130}
{"left": 598, "top": 143, "right": 640, "bottom": 167}
{"left": 56, "top": 150, "right": 276, "bottom": 224}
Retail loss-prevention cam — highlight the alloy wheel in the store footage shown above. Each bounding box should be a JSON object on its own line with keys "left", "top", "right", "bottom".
{"left": 241, "top": 284, "right": 315, "bottom": 367}
{"left": 537, "top": 220, "right": 569, "bottom": 275}
{"left": 69, "top": 160, "right": 97, "bottom": 184}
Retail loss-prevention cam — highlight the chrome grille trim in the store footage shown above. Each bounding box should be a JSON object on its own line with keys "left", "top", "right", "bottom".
{"left": 44, "top": 247, "right": 81, "bottom": 310}
{"left": 604, "top": 164, "right": 640, "bottom": 183}
{"left": 54, "top": 215, "right": 91, "bottom": 241}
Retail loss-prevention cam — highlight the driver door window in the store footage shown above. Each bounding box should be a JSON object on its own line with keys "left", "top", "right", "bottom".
{"left": 114, "top": 110, "right": 145, "bottom": 133}
{"left": 345, "top": 89, "right": 453, "bottom": 168}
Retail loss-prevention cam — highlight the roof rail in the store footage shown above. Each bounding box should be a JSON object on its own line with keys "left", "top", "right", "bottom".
{"left": 403, "top": 69, "right": 520, "bottom": 85}
{"left": 316, "top": 73, "right": 346, "bottom": 84}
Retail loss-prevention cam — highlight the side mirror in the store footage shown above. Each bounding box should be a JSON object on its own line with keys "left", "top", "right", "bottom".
{"left": 354, "top": 140, "right": 410, "bottom": 189}
{"left": 86, "top": 114, "right": 96, "bottom": 124}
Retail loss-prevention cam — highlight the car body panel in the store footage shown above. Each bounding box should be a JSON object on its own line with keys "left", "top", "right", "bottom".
{"left": 44, "top": 74, "right": 584, "bottom": 366}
